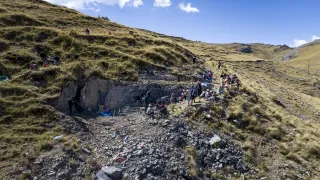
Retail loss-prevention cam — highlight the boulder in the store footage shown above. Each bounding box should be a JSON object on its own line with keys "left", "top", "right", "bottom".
{"left": 209, "top": 135, "right": 227, "bottom": 148}
{"left": 101, "top": 166, "right": 123, "bottom": 180}
{"left": 96, "top": 170, "right": 112, "bottom": 180}
{"left": 209, "top": 135, "right": 221, "bottom": 146}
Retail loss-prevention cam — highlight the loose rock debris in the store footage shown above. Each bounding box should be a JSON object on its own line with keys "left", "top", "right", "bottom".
{"left": 30, "top": 83, "right": 256, "bottom": 179}
{"left": 86, "top": 109, "right": 254, "bottom": 180}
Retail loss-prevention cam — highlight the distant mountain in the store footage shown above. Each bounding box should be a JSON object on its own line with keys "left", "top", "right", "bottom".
{"left": 217, "top": 43, "right": 292, "bottom": 61}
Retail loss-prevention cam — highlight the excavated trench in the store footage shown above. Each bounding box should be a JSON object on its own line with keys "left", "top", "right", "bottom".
{"left": 53, "top": 77, "right": 189, "bottom": 114}
{"left": 32, "top": 74, "right": 259, "bottom": 180}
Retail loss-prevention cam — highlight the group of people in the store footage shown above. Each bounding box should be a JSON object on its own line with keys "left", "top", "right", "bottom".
{"left": 220, "top": 73, "right": 241, "bottom": 92}
{"left": 199, "top": 88, "right": 218, "bottom": 101}
{"left": 201, "top": 71, "right": 216, "bottom": 82}
{"left": 39, "top": 52, "right": 61, "bottom": 67}
{"left": 143, "top": 91, "right": 169, "bottom": 117}
{"left": 29, "top": 53, "right": 61, "bottom": 70}
{"left": 178, "top": 81, "right": 205, "bottom": 105}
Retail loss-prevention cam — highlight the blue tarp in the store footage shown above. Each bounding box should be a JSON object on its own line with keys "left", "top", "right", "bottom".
{"left": 100, "top": 112, "right": 112, "bottom": 117}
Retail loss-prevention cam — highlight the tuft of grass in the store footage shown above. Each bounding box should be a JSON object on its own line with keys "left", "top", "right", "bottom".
{"left": 61, "top": 136, "right": 80, "bottom": 152}
{"left": 267, "top": 125, "right": 286, "bottom": 140}
{"left": 186, "top": 146, "right": 198, "bottom": 177}
{"left": 306, "top": 142, "right": 320, "bottom": 160}
{"left": 279, "top": 143, "right": 290, "bottom": 155}
{"left": 243, "top": 139, "right": 257, "bottom": 164}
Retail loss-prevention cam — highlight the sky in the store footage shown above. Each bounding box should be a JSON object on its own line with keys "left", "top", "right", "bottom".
{"left": 45, "top": 0, "right": 320, "bottom": 47}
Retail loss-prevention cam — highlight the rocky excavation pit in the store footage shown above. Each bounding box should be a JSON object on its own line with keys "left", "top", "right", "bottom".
{"left": 30, "top": 76, "right": 256, "bottom": 180}
{"left": 30, "top": 104, "right": 256, "bottom": 180}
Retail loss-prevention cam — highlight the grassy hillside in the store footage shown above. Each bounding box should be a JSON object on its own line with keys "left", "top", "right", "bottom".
{"left": 0, "top": 0, "right": 319, "bottom": 179}
{"left": 208, "top": 61, "right": 320, "bottom": 178}
{"left": 285, "top": 42, "right": 320, "bottom": 75}
{"left": 0, "top": 0, "right": 206, "bottom": 177}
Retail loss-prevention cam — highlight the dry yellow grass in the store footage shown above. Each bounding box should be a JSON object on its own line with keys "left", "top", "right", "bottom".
{"left": 222, "top": 53, "right": 261, "bottom": 61}
{"left": 286, "top": 44, "right": 320, "bottom": 75}
{"left": 225, "top": 61, "right": 320, "bottom": 177}
{"left": 186, "top": 146, "right": 198, "bottom": 177}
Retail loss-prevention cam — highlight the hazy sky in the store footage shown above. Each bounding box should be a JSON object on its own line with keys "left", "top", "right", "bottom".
{"left": 45, "top": 0, "right": 320, "bottom": 47}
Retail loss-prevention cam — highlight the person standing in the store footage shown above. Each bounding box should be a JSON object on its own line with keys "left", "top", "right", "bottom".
{"left": 208, "top": 71, "right": 213, "bottom": 82}
{"left": 196, "top": 81, "right": 202, "bottom": 102}
{"left": 170, "top": 93, "right": 176, "bottom": 104}
{"left": 53, "top": 53, "right": 61, "bottom": 65}
{"left": 143, "top": 90, "right": 152, "bottom": 113}
{"left": 191, "top": 86, "right": 196, "bottom": 104}
{"left": 68, "top": 97, "right": 74, "bottom": 116}
{"left": 186, "top": 89, "right": 191, "bottom": 105}
{"left": 218, "top": 61, "right": 222, "bottom": 70}
{"left": 146, "top": 104, "right": 154, "bottom": 116}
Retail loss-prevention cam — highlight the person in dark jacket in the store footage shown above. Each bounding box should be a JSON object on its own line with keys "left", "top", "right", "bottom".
{"left": 68, "top": 97, "right": 74, "bottom": 116}
{"left": 192, "top": 56, "right": 196, "bottom": 64}
{"left": 40, "top": 52, "right": 48, "bottom": 62}
{"left": 191, "top": 86, "right": 196, "bottom": 104}
{"left": 84, "top": 27, "right": 90, "bottom": 35}
{"left": 54, "top": 54, "right": 61, "bottom": 65}
{"left": 218, "top": 61, "right": 222, "bottom": 70}
{"left": 196, "top": 81, "right": 202, "bottom": 102}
